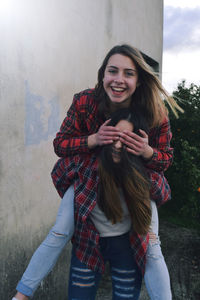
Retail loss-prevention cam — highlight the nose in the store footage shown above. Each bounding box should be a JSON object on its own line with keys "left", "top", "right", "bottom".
{"left": 114, "top": 139, "right": 122, "bottom": 149}
{"left": 114, "top": 72, "right": 124, "bottom": 84}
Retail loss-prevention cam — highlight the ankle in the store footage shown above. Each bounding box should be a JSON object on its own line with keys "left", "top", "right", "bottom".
{"left": 13, "top": 292, "right": 29, "bottom": 300}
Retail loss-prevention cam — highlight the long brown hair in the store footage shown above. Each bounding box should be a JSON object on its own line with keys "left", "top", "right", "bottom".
{"left": 95, "top": 44, "right": 183, "bottom": 127}
{"left": 98, "top": 109, "right": 151, "bottom": 235}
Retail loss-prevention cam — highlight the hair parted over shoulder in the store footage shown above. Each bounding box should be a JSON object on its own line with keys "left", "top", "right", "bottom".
{"left": 98, "top": 108, "right": 151, "bottom": 235}
{"left": 95, "top": 44, "right": 183, "bottom": 128}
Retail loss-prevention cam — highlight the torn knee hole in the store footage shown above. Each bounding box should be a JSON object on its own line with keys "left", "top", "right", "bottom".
{"left": 72, "top": 282, "right": 94, "bottom": 287}
{"left": 52, "top": 231, "right": 65, "bottom": 237}
{"left": 149, "top": 232, "right": 157, "bottom": 242}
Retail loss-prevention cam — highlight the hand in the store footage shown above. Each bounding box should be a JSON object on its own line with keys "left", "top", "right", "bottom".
{"left": 120, "top": 129, "right": 153, "bottom": 159}
{"left": 88, "top": 119, "right": 120, "bottom": 148}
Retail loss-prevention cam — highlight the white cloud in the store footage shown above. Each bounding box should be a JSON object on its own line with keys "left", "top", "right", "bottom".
{"left": 164, "top": 6, "right": 200, "bottom": 51}
{"left": 164, "top": 0, "right": 200, "bottom": 9}
{"left": 162, "top": 50, "right": 200, "bottom": 93}
{"left": 163, "top": 0, "right": 200, "bottom": 91}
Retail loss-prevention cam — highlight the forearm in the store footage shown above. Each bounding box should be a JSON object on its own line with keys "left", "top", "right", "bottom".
{"left": 54, "top": 135, "right": 93, "bottom": 157}
{"left": 148, "top": 170, "right": 171, "bottom": 207}
{"left": 143, "top": 147, "right": 173, "bottom": 172}
{"left": 53, "top": 89, "right": 101, "bottom": 157}
{"left": 51, "top": 157, "right": 77, "bottom": 197}
{"left": 144, "top": 119, "right": 174, "bottom": 172}
{"left": 140, "top": 143, "right": 173, "bottom": 172}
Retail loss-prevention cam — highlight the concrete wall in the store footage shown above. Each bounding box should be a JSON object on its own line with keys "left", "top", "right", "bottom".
{"left": 0, "top": 0, "right": 163, "bottom": 299}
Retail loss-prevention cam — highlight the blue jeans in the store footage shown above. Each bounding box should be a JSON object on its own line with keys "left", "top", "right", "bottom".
{"left": 68, "top": 233, "right": 142, "bottom": 300}
{"left": 144, "top": 201, "right": 172, "bottom": 300}
{"left": 16, "top": 186, "right": 74, "bottom": 297}
{"left": 16, "top": 187, "right": 171, "bottom": 300}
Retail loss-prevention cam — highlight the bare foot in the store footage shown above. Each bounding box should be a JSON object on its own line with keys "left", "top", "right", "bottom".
{"left": 14, "top": 292, "right": 29, "bottom": 300}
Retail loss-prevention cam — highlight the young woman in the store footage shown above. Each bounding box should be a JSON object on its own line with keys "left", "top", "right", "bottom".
{"left": 51, "top": 108, "right": 152, "bottom": 300}
{"left": 13, "top": 44, "right": 182, "bottom": 300}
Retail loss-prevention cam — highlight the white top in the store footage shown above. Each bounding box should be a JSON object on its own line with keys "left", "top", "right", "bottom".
{"left": 90, "top": 189, "right": 131, "bottom": 237}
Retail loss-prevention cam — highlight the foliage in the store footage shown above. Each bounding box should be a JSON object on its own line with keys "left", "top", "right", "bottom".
{"left": 171, "top": 80, "right": 200, "bottom": 147}
{"left": 164, "top": 80, "right": 200, "bottom": 224}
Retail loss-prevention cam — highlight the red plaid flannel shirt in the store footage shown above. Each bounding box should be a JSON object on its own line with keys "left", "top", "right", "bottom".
{"left": 52, "top": 88, "right": 173, "bottom": 274}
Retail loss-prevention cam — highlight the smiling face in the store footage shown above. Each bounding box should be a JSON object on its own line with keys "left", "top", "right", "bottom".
{"left": 103, "top": 54, "right": 139, "bottom": 106}
{"left": 112, "top": 119, "right": 133, "bottom": 163}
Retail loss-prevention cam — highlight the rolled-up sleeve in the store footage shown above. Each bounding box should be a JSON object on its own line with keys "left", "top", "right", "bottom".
{"left": 144, "top": 118, "right": 174, "bottom": 172}
{"left": 53, "top": 93, "right": 90, "bottom": 157}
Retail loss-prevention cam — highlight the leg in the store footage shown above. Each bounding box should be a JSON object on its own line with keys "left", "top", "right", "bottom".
{"left": 68, "top": 248, "right": 101, "bottom": 300}
{"left": 15, "top": 185, "right": 74, "bottom": 298}
{"left": 100, "top": 233, "right": 142, "bottom": 300}
{"left": 144, "top": 201, "right": 172, "bottom": 300}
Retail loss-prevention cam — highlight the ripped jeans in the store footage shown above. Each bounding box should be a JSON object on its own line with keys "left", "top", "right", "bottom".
{"left": 68, "top": 233, "right": 142, "bottom": 300}
{"left": 68, "top": 202, "right": 172, "bottom": 300}
{"left": 144, "top": 201, "right": 172, "bottom": 300}
{"left": 16, "top": 186, "right": 74, "bottom": 298}
{"left": 16, "top": 187, "right": 171, "bottom": 299}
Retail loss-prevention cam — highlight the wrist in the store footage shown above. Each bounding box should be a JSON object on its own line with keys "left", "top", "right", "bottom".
{"left": 142, "top": 146, "right": 153, "bottom": 160}
{"left": 88, "top": 133, "right": 98, "bottom": 149}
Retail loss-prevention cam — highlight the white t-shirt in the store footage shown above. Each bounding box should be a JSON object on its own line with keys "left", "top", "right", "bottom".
{"left": 90, "top": 189, "right": 131, "bottom": 237}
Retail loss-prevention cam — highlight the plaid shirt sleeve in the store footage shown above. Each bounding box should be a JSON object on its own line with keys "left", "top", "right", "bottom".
{"left": 51, "top": 155, "right": 79, "bottom": 198}
{"left": 53, "top": 89, "right": 99, "bottom": 157}
{"left": 148, "top": 170, "right": 171, "bottom": 206}
{"left": 144, "top": 118, "right": 173, "bottom": 172}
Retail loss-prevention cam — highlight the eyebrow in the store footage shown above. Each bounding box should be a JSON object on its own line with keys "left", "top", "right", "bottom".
{"left": 107, "top": 65, "right": 137, "bottom": 72}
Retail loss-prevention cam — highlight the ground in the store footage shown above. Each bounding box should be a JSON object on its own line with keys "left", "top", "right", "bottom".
{"left": 96, "top": 220, "right": 200, "bottom": 300}
{"left": 8, "top": 219, "right": 200, "bottom": 300}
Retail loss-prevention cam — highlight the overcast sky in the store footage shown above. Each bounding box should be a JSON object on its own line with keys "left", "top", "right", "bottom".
{"left": 163, "top": 0, "right": 200, "bottom": 92}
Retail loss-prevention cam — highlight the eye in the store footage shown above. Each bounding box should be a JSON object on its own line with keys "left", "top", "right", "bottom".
{"left": 108, "top": 69, "right": 117, "bottom": 74}
{"left": 125, "top": 71, "right": 135, "bottom": 77}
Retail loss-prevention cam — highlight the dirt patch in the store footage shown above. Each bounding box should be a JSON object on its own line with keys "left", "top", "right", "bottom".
{"left": 160, "top": 220, "right": 200, "bottom": 300}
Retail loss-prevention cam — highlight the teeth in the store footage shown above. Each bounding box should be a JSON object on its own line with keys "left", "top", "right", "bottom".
{"left": 112, "top": 149, "right": 121, "bottom": 155}
{"left": 112, "top": 87, "right": 125, "bottom": 92}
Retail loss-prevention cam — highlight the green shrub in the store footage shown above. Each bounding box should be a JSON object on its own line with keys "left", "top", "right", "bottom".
{"left": 164, "top": 81, "right": 200, "bottom": 223}
{"left": 166, "top": 140, "right": 200, "bottom": 219}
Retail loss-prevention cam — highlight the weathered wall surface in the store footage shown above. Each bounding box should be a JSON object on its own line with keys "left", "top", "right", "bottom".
{"left": 0, "top": 0, "right": 163, "bottom": 299}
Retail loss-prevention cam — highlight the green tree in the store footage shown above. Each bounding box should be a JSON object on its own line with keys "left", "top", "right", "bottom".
{"left": 171, "top": 80, "right": 200, "bottom": 147}
{"left": 164, "top": 80, "right": 200, "bottom": 224}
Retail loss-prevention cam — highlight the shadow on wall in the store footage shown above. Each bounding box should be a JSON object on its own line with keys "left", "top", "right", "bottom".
{"left": 25, "top": 80, "right": 60, "bottom": 146}
{"left": 5, "top": 241, "right": 72, "bottom": 300}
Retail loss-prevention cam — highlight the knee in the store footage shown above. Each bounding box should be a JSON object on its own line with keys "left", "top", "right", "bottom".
{"left": 42, "top": 229, "right": 72, "bottom": 248}
{"left": 147, "top": 232, "right": 164, "bottom": 261}
{"left": 149, "top": 232, "right": 159, "bottom": 244}
{"left": 52, "top": 217, "right": 74, "bottom": 238}
{"left": 51, "top": 222, "right": 74, "bottom": 240}
{"left": 44, "top": 220, "right": 74, "bottom": 247}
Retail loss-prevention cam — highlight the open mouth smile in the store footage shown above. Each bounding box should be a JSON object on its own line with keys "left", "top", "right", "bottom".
{"left": 111, "top": 86, "right": 126, "bottom": 93}
{"left": 112, "top": 148, "right": 121, "bottom": 156}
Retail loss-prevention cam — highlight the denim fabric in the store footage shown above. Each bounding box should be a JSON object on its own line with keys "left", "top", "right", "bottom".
{"left": 16, "top": 185, "right": 74, "bottom": 297}
{"left": 16, "top": 189, "right": 171, "bottom": 299}
{"left": 68, "top": 233, "right": 142, "bottom": 300}
{"left": 144, "top": 201, "right": 172, "bottom": 300}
